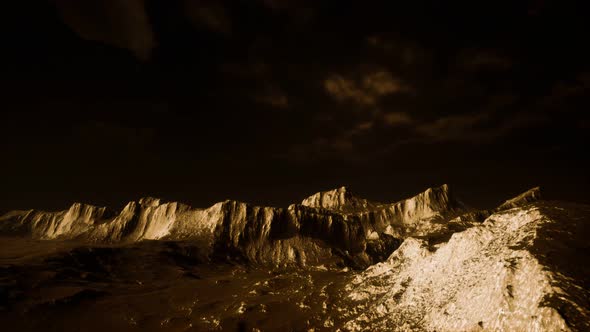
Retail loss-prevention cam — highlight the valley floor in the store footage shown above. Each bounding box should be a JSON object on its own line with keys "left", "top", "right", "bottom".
{"left": 0, "top": 238, "right": 355, "bottom": 332}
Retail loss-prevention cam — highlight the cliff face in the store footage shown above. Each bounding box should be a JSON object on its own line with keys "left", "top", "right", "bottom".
{"left": 338, "top": 201, "right": 590, "bottom": 331}
{"left": 0, "top": 185, "right": 467, "bottom": 268}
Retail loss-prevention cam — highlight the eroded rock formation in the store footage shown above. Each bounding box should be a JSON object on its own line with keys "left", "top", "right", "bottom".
{"left": 0, "top": 184, "right": 466, "bottom": 268}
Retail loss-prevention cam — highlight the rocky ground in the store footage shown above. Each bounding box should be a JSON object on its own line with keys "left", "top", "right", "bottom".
{"left": 0, "top": 238, "right": 359, "bottom": 331}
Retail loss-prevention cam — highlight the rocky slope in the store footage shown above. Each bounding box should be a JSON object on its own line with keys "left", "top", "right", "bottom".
{"left": 0, "top": 185, "right": 466, "bottom": 268}
{"left": 337, "top": 200, "right": 590, "bottom": 331}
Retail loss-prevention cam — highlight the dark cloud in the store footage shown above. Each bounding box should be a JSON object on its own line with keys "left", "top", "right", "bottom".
{"left": 53, "top": 0, "right": 155, "bottom": 60}
{"left": 324, "top": 70, "right": 410, "bottom": 106}
{"left": 2, "top": 0, "right": 589, "bottom": 211}
{"left": 382, "top": 112, "right": 413, "bottom": 127}
{"left": 416, "top": 111, "right": 493, "bottom": 141}
{"left": 254, "top": 87, "right": 289, "bottom": 109}
{"left": 184, "top": 0, "right": 232, "bottom": 34}
{"left": 218, "top": 62, "right": 289, "bottom": 109}
{"left": 457, "top": 49, "right": 514, "bottom": 71}
{"left": 280, "top": 109, "right": 416, "bottom": 165}
{"left": 415, "top": 111, "right": 549, "bottom": 143}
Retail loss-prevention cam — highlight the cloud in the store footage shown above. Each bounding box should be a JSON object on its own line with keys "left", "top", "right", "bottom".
{"left": 274, "top": 90, "right": 551, "bottom": 165}
{"left": 347, "top": 111, "right": 412, "bottom": 136}
{"left": 282, "top": 135, "right": 362, "bottom": 165}
{"left": 53, "top": 0, "right": 156, "bottom": 60}
{"left": 458, "top": 49, "right": 513, "bottom": 71}
{"left": 219, "top": 62, "right": 289, "bottom": 109}
{"left": 184, "top": 1, "right": 232, "bottom": 34}
{"left": 356, "top": 121, "right": 374, "bottom": 131}
{"left": 324, "top": 70, "right": 409, "bottom": 106}
{"left": 343, "top": 120, "right": 375, "bottom": 138}
{"left": 363, "top": 71, "right": 405, "bottom": 95}
{"left": 382, "top": 112, "right": 413, "bottom": 127}
{"left": 324, "top": 76, "right": 375, "bottom": 105}
{"left": 280, "top": 115, "right": 377, "bottom": 164}
{"left": 367, "top": 35, "right": 395, "bottom": 51}
{"left": 254, "top": 88, "right": 289, "bottom": 109}
{"left": 540, "top": 72, "right": 590, "bottom": 109}
{"left": 281, "top": 109, "right": 416, "bottom": 164}
{"left": 366, "top": 35, "right": 429, "bottom": 68}
{"left": 416, "top": 112, "right": 491, "bottom": 141}
{"left": 415, "top": 110, "right": 549, "bottom": 143}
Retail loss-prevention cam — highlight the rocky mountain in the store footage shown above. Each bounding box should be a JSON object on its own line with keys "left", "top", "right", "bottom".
{"left": 337, "top": 200, "right": 590, "bottom": 331}
{"left": 1, "top": 185, "right": 588, "bottom": 331}
{"left": 0, "top": 185, "right": 467, "bottom": 268}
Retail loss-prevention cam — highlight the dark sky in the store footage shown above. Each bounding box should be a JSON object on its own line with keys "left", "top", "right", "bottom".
{"left": 2, "top": 0, "right": 589, "bottom": 212}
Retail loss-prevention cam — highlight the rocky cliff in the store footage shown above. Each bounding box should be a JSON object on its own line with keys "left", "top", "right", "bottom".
{"left": 0, "top": 184, "right": 468, "bottom": 268}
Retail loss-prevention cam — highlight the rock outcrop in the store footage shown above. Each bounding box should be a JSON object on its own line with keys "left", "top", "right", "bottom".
{"left": 338, "top": 200, "right": 590, "bottom": 331}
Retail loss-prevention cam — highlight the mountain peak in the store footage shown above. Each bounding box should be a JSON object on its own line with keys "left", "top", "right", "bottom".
{"left": 409, "top": 184, "right": 459, "bottom": 209}
{"left": 378, "top": 184, "right": 464, "bottom": 227}
{"left": 300, "top": 184, "right": 458, "bottom": 214}
{"left": 496, "top": 186, "right": 542, "bottom": 211}
{"left": 428, "top": 183, "right": 450, "bottom": 194}
{"left": 301, "top": 186, "right": 379, "bottom": 212}
{"left": 139, "top": 197, "right": 162, "bottom": 207}
{"left": 316, "top": 186, "right": 350, "bottom": 194}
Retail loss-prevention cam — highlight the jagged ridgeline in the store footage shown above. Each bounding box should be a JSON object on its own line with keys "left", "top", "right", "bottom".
{"left": 0, "top": 185, "right": 536, "bottom": 268}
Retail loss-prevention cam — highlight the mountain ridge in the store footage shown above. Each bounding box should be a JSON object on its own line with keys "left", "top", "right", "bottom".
{"left": 4, "top": 185, "right": 584, "bottom": 332}
{"left": 0, "top": 185, "right": 541, "bottom": 269}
